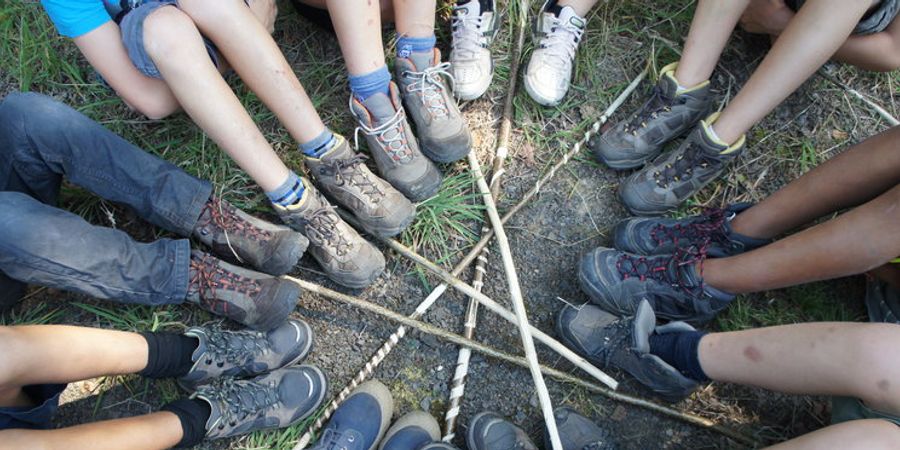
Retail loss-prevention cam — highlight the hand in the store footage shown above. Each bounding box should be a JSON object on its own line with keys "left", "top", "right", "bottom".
{"left": 740, "top": 0, "right": 795, "bottom": 36}
{"left": 248, "top": 0, "right": 278, "bottom": 34}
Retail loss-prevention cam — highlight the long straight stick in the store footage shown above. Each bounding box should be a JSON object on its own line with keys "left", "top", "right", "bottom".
{"left": 443, "top": 0, "right": 528, "bottom": 440}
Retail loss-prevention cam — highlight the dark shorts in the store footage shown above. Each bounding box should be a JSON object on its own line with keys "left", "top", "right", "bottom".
{"left": 785, "top": 0, "right": 900, "bottom": 35}
{"left": 0, "top": 384, "right": 67, "bottom": 431}
{"left": 119, "top": 0, "right": 223, "bottom": 79}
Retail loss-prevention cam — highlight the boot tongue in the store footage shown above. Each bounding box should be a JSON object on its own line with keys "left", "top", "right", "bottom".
{"left": 361, "top": 92, "right": 398, "bottom": 125}
{"left": 556, "top": 5, "right": 586, "bottom": 31}
{"left": 407, "top": 50, "right": 436, "bottom": 75}
{"left": 631, "top": 300, "right": 656, "bottom": 354}
{"left": 457, "top": 0, "right": 481, "bottom": 18}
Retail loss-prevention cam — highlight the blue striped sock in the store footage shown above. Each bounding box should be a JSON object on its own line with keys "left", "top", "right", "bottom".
{"left": 300, "top": 129, "right": 336, "bottom": 157}
{"left": 266, "top": 171, "right": 305, "bottom": 207}
{"left": 397, "top": 34, "right": 436, "bottom": 59}
{"left": 349, "top": 65, "right": 391, "bottom": 101}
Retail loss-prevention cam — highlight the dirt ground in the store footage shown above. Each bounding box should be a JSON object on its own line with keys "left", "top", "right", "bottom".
{"left": 3, "top": 0, "right": 896, "bottom": 448}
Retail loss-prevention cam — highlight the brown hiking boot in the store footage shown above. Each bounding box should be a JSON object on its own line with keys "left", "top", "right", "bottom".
{"left": 306, "top": 135, "right": 416, "bottom": 238}
{"left": 186, "top": 251, "right": 298, "bottom": 331}
{"left": 350, "top": 84, "right": 442, "bottom": 202}
{"left": 274, "top": 181, "right": 385, "bottom": 288}
{"left": 192, "top": 196, "right": 308, "bottom": 276}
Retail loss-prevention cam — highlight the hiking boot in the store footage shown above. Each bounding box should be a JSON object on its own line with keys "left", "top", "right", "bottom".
{"left": 178, "top": 319, "right": 314, "bottom": 391}
{"left": 396, "top": 49, "right": 472, "bottom": 163}
{"left": 351, "top": 85, "right": 442, "bottom": 201}
{"left": 523, "top": 1, "right": 586, "bottom": 106}
{"left": 197, "top": 365, "right": 327, "bottom": 439}
{"left": 186, "top": 251, "right": 298, "bottom": 331}
{"left": 378, "top": 411, "right": 440, "bottom": 450}
{"left": 577, "top": 246, "right": 734, "bottom": 325}
{"left": 557, "top": 300, "right": 699, "bottom": 402}
{"left": 547, "top": 407, "right": 617, "bottom": 450}
{"left": 420, "top": 444, "right": 460, "bottom": 450}
{"left": 450, "top": 0, "right": 500, "bottom": 100}
{"left": 619, "top": 114, "right": 746, "bottom": 216}
{"left": 274, "top": 182, "right": 385, "bottom": 289}
{"left": 193, "top": 195, "right": 308, "bottom": 276}
{"left": 613, "top": 203, "right": 769, "bottom": 257}
{"left": 591, "top": 63, "right": 712, "bottom": 170}
{"left": 466, "top": 411, "right": 538, "bottom": 450}
{"left": 306, "top": 135, "right": 416, "bottom": 238}
{"left": 310, "top": 380, "right": 394, "bottom": 450}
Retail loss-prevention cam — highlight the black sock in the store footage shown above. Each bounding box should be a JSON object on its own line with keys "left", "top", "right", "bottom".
{"left": 545, "top": 0, "right": 563, "bottom": 16}
{"left": 138, "top": 332, "right": 198, "bottom": 379}
{"left": 648, "top": 331, "right": 710, "bottom": 383}
{"left": 456, "top": 0, "right": 494, "bottom": 12}
{"left": 162, "top": 398, "right": 211, "bottom": 448}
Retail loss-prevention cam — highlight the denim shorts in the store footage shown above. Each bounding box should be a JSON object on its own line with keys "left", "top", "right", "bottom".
{"left": 0, "top": 384, "right": 67, "bottom": 431}
{"left": 119, "top": 0, "right": 222, "bottom": 79}
{"left": 785, "top": 0, "right": 899, "bottom": 35}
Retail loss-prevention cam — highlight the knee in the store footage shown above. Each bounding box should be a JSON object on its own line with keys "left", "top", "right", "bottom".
{"left": 0, "top": 192, "right": 42, "bottom": 237}
{"left": 836, "top": 419, "right": 900, "bottom": 449}
{"left": 178, "top": 0, "right": 246, "bottom": 29}
{"left": 0, "top": 93, "right": 77, "bottom": 128}
{"left": 142, "top": 6, "right": 202, "bottom": 62}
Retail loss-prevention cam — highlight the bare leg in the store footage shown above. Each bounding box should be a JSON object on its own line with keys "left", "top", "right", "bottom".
{"left": 326, "top": 0, "right": 387, "bottom": 76}
{"left": 393, "top": 0, "right": 436, "bottom": 38}
{"left": 699, "top": 322, "right": 900, "bottom": 415}
{"left": 142, "top": 6, "right": 290, "bottom": 192}
{"left": 712, "top": 0, "right": 873, "bottom": 143}
{"left": 675, "top": 0, "right": 752, "bottom": 87}
{"left": 177, "top": 0, "right": 327, "bottom": 145}
{"left": 704, "top": 183, "right": 900, "bottom": 294}
{"left": 557, "top": 0, "right": 601, "bottom": 17}
{"left": 765, "top": 419, "right": 900, "bottom": 450}
{"left": 730, "top": 126, "right": 900, "bottom": 239}
{"left": 0, "top": 413, "right": 182, "bottom": 450}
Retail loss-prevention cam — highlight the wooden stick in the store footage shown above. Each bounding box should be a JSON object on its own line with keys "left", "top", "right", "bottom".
{"left": 288, "top": 276, "right": 761, "bottom": 448}
{"left": 818, "top": 70, "right": 899, "bottom": 126}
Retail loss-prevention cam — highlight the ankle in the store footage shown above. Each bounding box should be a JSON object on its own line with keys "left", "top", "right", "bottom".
{"left": 162, "top": 398, "right": 211, "bottom": 447}
{"left": 138, "top": 332, "right": 198, "bottom": 379}
{"left": 266, "top": 171, "right": 306, "bottom": 207}
{"left": 397, "top": 34, "right": 436, "bottom": 59}
{"left": 349, "top": 66, "right": 391, "bottom": 101}
{"left": 672, "top": 66, "right": 708, "bottom": 92}
{"left": 648, "top": 330, "right": 710, "bottom": 383}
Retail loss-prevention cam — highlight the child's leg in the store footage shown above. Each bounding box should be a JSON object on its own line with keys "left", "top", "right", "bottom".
{"left": 326, "top": 0, "right": 388, "bottom": 81}
{"left": 712, "top": 0, "right": 874, "bottom": 144}
{"left": 697, "top": 322, "right": 900, "bottom": 416}
{"left": 730, "top": 125, "right": 900, "bottom": 240}
{"left": 764, "top": 419, "right": 900, "bottom": 450}
{"left": 393, "top": 0, "right": 436, "bottom": 39}
{"left": 555, "top": 0, "right": 600, "bottom": 17}
{"left": 0, "top": 412, "right": 183, "bottom": 450}
{"left": 675, "top": 0, "right": 753, "bottom": 87}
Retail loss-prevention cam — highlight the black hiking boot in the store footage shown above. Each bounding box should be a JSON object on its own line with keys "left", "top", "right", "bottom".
{"left": 557, "top": 300, "right": 698, "bottom": 402}
{"left": 186, "top": 251, "right": 298, "bottom": 331}
{"left": 178, "top": 319, "right": 314, "bottom": 391}
{"left": 466, "top": 411, "right": 538, "bottom": 450}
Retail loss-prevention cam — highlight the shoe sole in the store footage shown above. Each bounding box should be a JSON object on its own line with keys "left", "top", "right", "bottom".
{"left": 616, "top": 181, "right": 675, "bottom": 217}
{"left": 420, "top": 142, "right": 471, "bottom": 164}
{"left": 524, "top": 79, "right": 563, "bottom": 107}
{"left": 378, "top": 410, "right": 440, "bottom": 450}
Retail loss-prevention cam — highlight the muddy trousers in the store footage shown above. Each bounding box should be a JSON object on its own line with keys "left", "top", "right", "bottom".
{"left": 0, "top": 92, "right": 213, "bottom": 309}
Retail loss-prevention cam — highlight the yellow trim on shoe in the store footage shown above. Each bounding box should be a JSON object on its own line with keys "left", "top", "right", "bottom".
{"left": 272, "top": 178, "right": 312, "bottom": 213}
{"left": 305, "top": 134, "right": 346, "bottom": 162}
{"left": 660, "top": 62, "right": 711, "bottom": 95}
{"left": 701, "top": 112, "right": 745, "bottom": 154}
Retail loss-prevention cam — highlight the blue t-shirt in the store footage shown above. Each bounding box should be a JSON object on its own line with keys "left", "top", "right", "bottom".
{"left": 41, "top": 0, "right": 130, "bottom": 38}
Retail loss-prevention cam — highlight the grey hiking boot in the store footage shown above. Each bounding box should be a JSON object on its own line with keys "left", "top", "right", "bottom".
{"left": 274, "top": 181, "right": 385, "bottom": 289}
{"left": 613, "top": 203, "right": 769, "bottom": 257}
{"left": 178, "top": 319, "right": 314, "bottom": 391}
{"left": 197, "top": 365, "right": 327, "bottom": 440}
{"left": 467, "top": 411, "right": 538, "bottom": 450}
{"left": 378, "top": 411, "right": 439, "bottom": 450}
{"left": 591, "top": 63, "right": 712, "bottom": 170}
{"left": 396, "top": 49, "right": 472, "bottom": 163}
{"left": 310, "top": 380, "right": 394, "bottom": 450}
{"left": 619, "top": 114, "right": 746, "bottom": 216}
{"left": 193, "top": 195, "right": 308, "bottom": 276}
{"left": 547, "top": 407, "right": 617, "bottom": 450}
{"left": 577, "top": 246, "right": 734, "bottom": 325}
{"left": 557, "top": 300, "right": 699, "bottom": 402}
{"left": 306, "top": 135, "right": 417, "bottom": 238}
{"left": 186, "top": 251, "right": 298, "bottom": 331}
{"left": 351, "top": 84, "right": 442, "bottom": 201}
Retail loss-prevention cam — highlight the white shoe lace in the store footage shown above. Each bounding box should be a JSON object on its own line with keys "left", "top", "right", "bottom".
{"left": 351, "top": 97, "right": 413, "bottom": 164}
{"left": 537, "top": 14, "right": 584, "bottom": 71}
{"left": 402, "top": 62, "right": 456, "bottom": 119}
{"left": 451, "top": 5, "right": 487, "bottom": 61}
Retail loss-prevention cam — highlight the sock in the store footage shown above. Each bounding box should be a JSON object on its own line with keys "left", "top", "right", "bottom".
{"left": 266, "top": 171, "right": 305, "bottom": 207}
{"left": 162, "top": 398, "right": 211, "bottom": 448}
{"left": 138, "top": 332, "right": 198, "bottom": 379}
{"left": 397, "top": 34, "right": 436, "bottom": 60}
{"left": 546, "top": 0, "right": 563, "bottom": 15}
{"left": 300, "top": 128, "right": 336, "bottom": 158}
{"left": 349, "top": 65, "right": 391, "bottom": 101}
{"left": 706, "top": 123, "right": 723, "bottom": 143}
{"left": 457, "top": 0, "right": 494, "bottom": 12}
{"left": 648, "top": 331, "right": 710, "bottom": 383}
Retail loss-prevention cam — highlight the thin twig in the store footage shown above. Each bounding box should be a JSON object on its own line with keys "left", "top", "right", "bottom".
{"left": 817, "top": 70, "right": 899, "bottom": 126}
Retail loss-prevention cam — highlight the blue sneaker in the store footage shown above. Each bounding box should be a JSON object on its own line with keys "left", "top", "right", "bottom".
{"left": 311, "top": 380, "right": 394, "bottom": 450}
{"left": 378, "top": 411, "right": 440, "bottom": 450}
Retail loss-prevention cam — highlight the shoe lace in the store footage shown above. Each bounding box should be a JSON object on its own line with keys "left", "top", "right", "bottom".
{"left": 625, "top": 85, "right": 676, "bottom": 134}
{"left": 205, "top": 378, "right": 280, "bottom": 430}
{"left": 537, "top": 14, "right": 584, "bottom": 70}
{"left": 451, "top": 5, "right": 487, "bottom": 60}
{"left": 319, "top": 154, "right": 385, "bottom": 203}
{"left": 202, "top": 327, "right": 268, "bottom": 368}
{"left": 189, "top": 253, "right": 261, "bottom": 312}
{"left": 591, "top": 317, "right": 633, "bottom": 369}
{"left": 352, "top": 102, "right": 414, "bottom": 164}
{"left": 303, "top": 207, "right": 353, "bottom": 257}
{"left": 401, "top": 62, "right": 456, "bottom": 120}
{"left": 615, "top": 246, "right": 708, "bottom": 294}
{"left": 652, "top": 139, "right": 722, "bottom": 188}
{"left": 314, "top": 428, "right": 362, "bottom": 450}
{"left": 649, "top": 207, "right": 729, "bottom": 251}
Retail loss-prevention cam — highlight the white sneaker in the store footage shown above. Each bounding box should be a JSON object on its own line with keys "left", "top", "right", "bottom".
{"left": 450, "top": 0, "right": 500, "bottom": 101}
{"left": 524, "top": 2, "right": 586, "bottom": 106}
